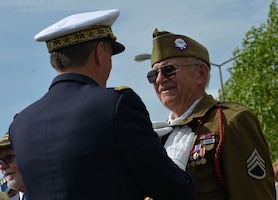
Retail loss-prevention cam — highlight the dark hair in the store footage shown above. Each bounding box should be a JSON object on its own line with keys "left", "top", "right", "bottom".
{"left": 50, "top": 38, "right": 111, "bottom": 71}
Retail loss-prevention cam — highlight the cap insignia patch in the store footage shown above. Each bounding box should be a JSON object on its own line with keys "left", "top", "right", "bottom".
{"left": 246, "top": 148, "right": 266, "bottom": 180}
{"left": 173, "top": 38, "right": 187, "bottom": 51}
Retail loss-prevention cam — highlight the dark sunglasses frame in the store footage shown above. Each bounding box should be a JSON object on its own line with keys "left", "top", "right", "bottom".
{"left": 147, "top": 62, "right": 199, "bottom": 84}
{"left": 0, "top": 154, "right": 15, "bottom": 165}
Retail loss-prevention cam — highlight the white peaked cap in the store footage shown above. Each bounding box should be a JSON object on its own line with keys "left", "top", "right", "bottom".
{"left": 34, "top": 9, "right": 125, "bottom": 55}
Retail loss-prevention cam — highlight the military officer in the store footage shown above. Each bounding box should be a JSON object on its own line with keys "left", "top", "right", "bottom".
{"left": 147, "top": 28, "right": 275, "bottom": 199}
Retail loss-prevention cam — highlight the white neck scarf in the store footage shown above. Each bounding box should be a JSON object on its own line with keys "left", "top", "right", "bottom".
{"left": 168, "top": 97, "right": 202, "bottom": 126}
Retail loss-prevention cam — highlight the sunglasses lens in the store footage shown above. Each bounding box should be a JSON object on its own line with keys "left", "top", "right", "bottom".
{"left": 146, "top": 65, "right": 176, "bottom": 84}
{"left": 161, "top": 65, "right": 176, "bottom": 78}
{"left": 6, "top": 155, "right": 14, "bottom": 163}
{"left": 147, "top": 70, "right": 157, "bottom": 84}
{"left": 0, "top": 155, "right": 15, "bottom": 165}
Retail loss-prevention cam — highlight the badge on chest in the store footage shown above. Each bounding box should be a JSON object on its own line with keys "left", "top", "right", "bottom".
{"left": 187, "top": 132, "right": 216, "bottom": 167}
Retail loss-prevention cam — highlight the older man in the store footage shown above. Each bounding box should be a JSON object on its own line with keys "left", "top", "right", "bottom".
{"left": 0, "top": 133, "right": 27, "bottom": 200}
{"left": 148, "top": 28, "right": 275, "bottom": 199}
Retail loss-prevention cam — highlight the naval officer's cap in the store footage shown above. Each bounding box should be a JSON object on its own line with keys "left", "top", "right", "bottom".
{"left": 34, "top": 9, "right": 125, "bottom": 55}
{"left": 0, "top": 133, "right": 11, "bottom": 149}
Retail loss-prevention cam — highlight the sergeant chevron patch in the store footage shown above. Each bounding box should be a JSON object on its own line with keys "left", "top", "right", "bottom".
{"left": 246, "top": 148, "right": 266, "bottom": 180}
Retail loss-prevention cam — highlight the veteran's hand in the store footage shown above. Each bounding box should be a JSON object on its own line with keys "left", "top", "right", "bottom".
{"left": 164, "top": 125, "right": 195, "bottom": 170}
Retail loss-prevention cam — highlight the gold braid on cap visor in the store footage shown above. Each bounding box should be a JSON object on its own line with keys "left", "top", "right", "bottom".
{"left": 46, "top": 26, "right": 116, "bottom": 52}
{"left": 0, "top": 134, "right": 9, "bottom": 143}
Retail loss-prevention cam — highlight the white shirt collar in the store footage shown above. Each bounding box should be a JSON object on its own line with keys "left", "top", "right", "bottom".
{"left": 19, "top": 191, "right": 25, "bottom": 200}
{"left": 168, "top": 97, "right": 202, "bottom": 126}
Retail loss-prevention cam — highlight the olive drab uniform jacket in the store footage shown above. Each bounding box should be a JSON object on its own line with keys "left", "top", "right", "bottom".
{"left": 161, "top": 94, "right": 275, "bottom": 200}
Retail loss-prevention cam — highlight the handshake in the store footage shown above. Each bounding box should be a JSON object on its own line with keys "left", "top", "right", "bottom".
{"left": 152, "top": 121, "right": 195, "bottom": 170}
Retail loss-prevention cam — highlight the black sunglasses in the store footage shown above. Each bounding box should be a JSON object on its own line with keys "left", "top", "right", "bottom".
{"left": 0, "top": 154, "right": 15, "bottom": 165}
{"left": 147, "top": 62, "right": 198, "bottom": 84}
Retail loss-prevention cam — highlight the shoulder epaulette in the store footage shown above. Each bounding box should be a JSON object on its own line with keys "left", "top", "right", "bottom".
{"left": 114, "top": 86, "right": 130, "bottom": 91}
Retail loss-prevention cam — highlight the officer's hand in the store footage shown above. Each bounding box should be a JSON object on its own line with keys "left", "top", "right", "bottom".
{"left": 164, "top": 125, "right": 195, "bottom": 170}
{"left": 152, "top": 121, "right": 173, "bottom": 137}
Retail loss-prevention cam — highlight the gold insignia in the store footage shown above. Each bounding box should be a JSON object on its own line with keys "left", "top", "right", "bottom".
{"left": 46, "top": 26, "right": 116, "bottom": 52}
{"left": 0, "top": 134, "right": 8, "bottom": 143}
{"left": 0, "top": 133, "right": 11, "bottom": 147}
{"left": 114, "top": 86, "right": 130, "bottom": 91}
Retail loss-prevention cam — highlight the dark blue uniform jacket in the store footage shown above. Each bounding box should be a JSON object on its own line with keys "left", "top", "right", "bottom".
{"left": 10, "top": 73, "right": 195, "bottom": 200}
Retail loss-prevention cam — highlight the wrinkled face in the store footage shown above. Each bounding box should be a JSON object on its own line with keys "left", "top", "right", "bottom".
{"left": 151, "top": 57, "right": 204, "bottom": 112}
{"left": 0, "top": 148, "right": 24, "bottom": 191}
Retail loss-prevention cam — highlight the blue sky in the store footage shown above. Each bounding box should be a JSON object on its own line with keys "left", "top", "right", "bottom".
{"left": 0, "top": 0, "right": 271, "bottom": 135}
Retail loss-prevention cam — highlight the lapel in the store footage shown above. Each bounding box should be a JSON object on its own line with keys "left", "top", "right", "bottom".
{"left": 10, "top": 193, "right": 20, "bottom": 200}
{"left": 173, "top": 94, "right": 219, "bottom": 126}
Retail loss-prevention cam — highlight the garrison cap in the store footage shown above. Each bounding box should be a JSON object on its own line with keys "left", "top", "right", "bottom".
{"left": 151, "top": 28, "right": 210, "bottom": 67}
{"left": 34, "top": 9, "right": 125, "bottom": 55}
{"left": 0, "top": 133, "right": 11, "bottom": 148}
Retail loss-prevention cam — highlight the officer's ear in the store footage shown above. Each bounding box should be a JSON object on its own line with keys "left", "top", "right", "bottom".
{"left": 94, "top": 41, "right": 105, "bottom": 65}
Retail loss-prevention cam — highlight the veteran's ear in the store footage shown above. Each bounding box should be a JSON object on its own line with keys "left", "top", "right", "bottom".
{"left": 195, "top": 62, "right": 210, "bottom": 86}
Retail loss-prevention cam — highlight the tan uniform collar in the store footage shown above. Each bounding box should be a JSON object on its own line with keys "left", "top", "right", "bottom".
{"left": 173, "top": 94, "right": 219, "bottom": 126}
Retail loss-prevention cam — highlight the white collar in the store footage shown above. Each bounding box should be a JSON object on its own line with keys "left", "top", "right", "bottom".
{"left": 168, "top": 97, "right": 202, "bottom": 126}
{"left": 19, "top": 192, "right": 25, "bottom": 200}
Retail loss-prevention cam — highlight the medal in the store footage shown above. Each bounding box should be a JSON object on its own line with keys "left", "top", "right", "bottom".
{"left": 195, "top": 159, "right": 201, "bottom": 165}
{"left": 201, "top": 158, "right": 207, "bottom": 164}
{"left": 193, "top": 152, "right": 199, "bottom": 160}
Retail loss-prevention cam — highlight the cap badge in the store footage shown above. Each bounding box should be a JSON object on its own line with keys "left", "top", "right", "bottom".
{"left": 173, "top": 38, "right": 187, "bottom": 51}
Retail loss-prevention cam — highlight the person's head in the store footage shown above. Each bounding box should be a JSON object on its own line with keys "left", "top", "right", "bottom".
{"left": 148, "top": 29, "right": 211, "bottom": 118}
{"left": 34, "top": 9, "right": 125, "bottom": 87}
{"left": 0, "top": 133, "right": 25, "bottom": 192}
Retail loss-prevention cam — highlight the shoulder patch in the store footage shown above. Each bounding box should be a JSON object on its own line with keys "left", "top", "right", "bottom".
{"left": 114, "top": 85, "right": 130, "bottom": 91}
{"left": 246, "top": 148, "right": 266, "bottom": 180}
